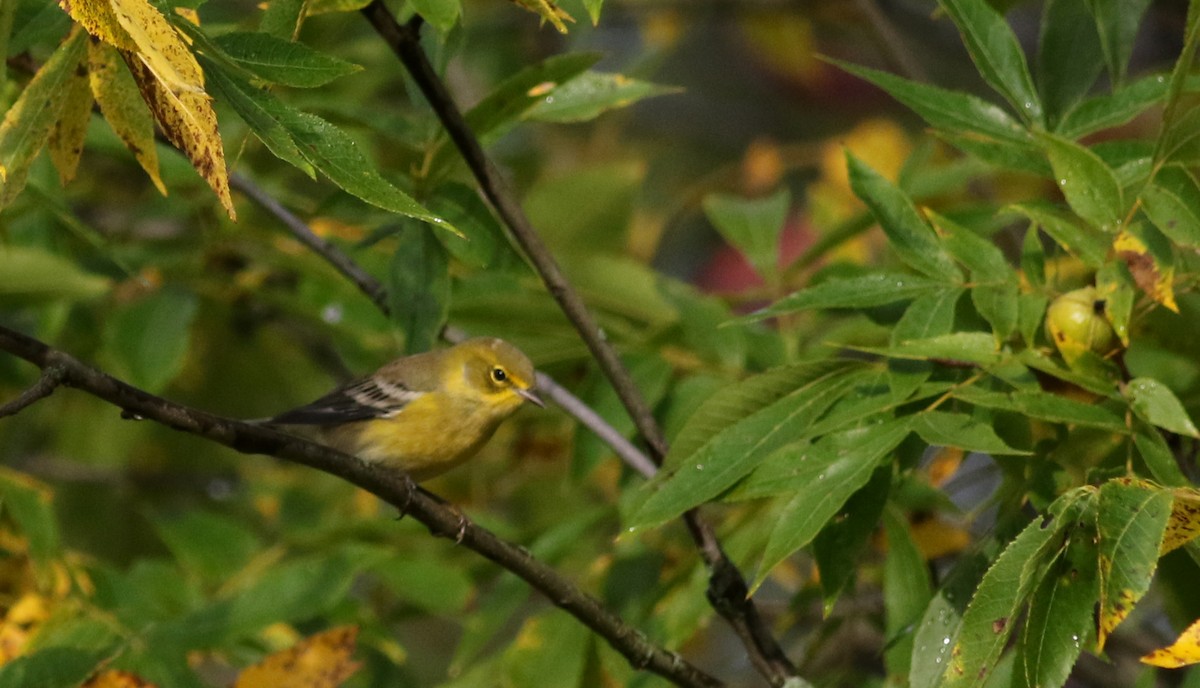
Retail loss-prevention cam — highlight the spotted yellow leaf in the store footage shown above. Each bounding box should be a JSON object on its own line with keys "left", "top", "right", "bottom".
{"left": 109, "top": 0, "right": 204, "bottom": 95}
{"left": 87, "top": 38, "right": 166, "bottom": 194}
{"left": 0, "top": 30, "right": 88, "bottom": 209}
{"left": 124, "top": 54, "right": 234, "bottom": 218}
{"left": 1162, "top": 488, "right": 1200, "bottom": 555}
{"left": 64, "top": 0, "right": 232, "bottom": 217}
{"left": 235, "top": 626, "right": 360, "bottom": 688}
{"left": 49, "top": 41, "right": 95, "bottom": 185}
{"left": 58, "top": 0, "right": 137, "bottom": 51}
{"left": 1142, "top": 617, "right": 1200, "bottom": 668}
{"left": 1114, "top": 227, "right": 1178, "bottom": 312}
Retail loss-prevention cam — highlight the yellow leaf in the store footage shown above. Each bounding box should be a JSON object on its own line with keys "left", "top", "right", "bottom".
{"left": 123, "top": 54, "right": 234, "bottom": 218}
{"left": 49, "top": 41, "right": 95, "bottom": 185}
{"left": 0, "top": 30, "right": 89, "bottom": 209}
{"left": 234, "top": 626, "right": 360, "bottom": 688}
{"left": 1114, "top": 227, "right": 1178, "bottom": 312}
{"left": 81, "top": 670, "right": 158, "bottom": 688}
{"left": 507, "top": 0, "right": 573, "bottom": 33}
{"left": 87, "top": 38, "right": 166, "bottom": 194}
{"left": 1162, "top": 488, "right": 1200, "bottom": 556}
{"left": 67, "top": 0, "right": 233, "bottom": 216}
{"left": 109, "top": 0, "right": 203, "bottom": 96}
{"left": 1142, "top": 617, "right": 1200, "bottom": 668}
{"left": 58, "top": 0, "right": 137, "bottom": 51}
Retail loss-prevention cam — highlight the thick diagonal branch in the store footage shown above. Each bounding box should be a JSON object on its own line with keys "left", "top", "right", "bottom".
{"left": 359, "top": 7, "right": 799, "bottom": 684}
{"left": 0, "top": 324, "right": 721, "bottom": 688}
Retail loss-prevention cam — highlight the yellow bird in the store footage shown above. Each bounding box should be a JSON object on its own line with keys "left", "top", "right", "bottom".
{"left": 267, "top": 337, "right": 543, "bottom": 481}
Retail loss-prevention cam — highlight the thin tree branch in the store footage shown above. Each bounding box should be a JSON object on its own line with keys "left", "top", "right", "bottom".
{"left": 359, "top": 7, "right": 800, "bottom": 685}
{"left": 0, "top": 324, "right": 722, "bottom": 688}
{"left": 0, "top": 365, "right": 65, "bottom": 418}
{"left": 229, "top": 172, "right": 660, "bottom": 479}
{"left": 362, "top": 6, "right": 669, "bottom": 461}
{"left": 229, "top": 172, "right": 390, "bottom": 314}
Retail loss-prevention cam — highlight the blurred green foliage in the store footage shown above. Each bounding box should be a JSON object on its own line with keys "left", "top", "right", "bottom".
{"left": 2, "top": 0, "right": 1200, "bottom": 687}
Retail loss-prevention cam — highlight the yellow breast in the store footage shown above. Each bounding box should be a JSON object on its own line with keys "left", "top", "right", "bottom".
{"left": 326, "top": 393, "right": 505, "bottom": 481}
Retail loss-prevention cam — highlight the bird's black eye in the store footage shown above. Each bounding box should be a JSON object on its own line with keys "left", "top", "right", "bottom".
{"left": 491, "top": 367, "right": 508, "bottom": 383}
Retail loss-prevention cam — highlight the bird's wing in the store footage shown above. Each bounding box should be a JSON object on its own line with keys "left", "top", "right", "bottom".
{"left": 267, "top": 376, "right": 424, "bottom": 425}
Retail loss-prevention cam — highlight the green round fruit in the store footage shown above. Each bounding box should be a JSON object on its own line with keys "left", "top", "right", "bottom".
{"left": 1046, "top": 286, "right": 1116, "bottom": 365}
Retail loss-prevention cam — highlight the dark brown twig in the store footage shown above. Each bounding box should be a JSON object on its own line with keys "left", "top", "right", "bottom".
{"left": 0, "top": 365, "right": 66, "bottom": 418}
{"left": 358, "top": 7, "right": 799, "bottom": 684}
{"left": 0, "top": 324, "right": 722, "bottom": 688}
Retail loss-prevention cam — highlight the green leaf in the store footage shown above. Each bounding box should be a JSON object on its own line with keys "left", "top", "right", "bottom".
{"left": 526, "top": 71, "right": 678, "bottom": 123}
{"left": 203, "top": 57, "right": 453, "bottom": 231}
{"left": 0, "top": 246, "right": 110, "bottom": 301}
{"left": 581, "top": 0, "right": 602, "bottom": 23}
{"left": 1126, "top": 377, "right": 1200, "bottom": 437}
{"left": 409, "top": 0, "right": 461, "bottom": 33}
{"left": 1007, "top": 203, "right": 1109, "bottom": 267}
{"left": 892, "top": 289, "right": 962, "bottom": 346}
{"left": 371, "top": 556, "right": 473, "bottom": 614}
{"left": 0, "top": 30, "right": 86, "bottom": 209}
{"left": 426, "top": 183, "right": 510, "bottom": 268}
{"left": 629, "top": 364, "right": 867, "bottom": 528}
{"left": 937, "top": 0, "right": 1043, "bottom": 125}
{"left": 1057, "top": 73, "right": 1169, "bottom": 139}
{"left": 1134, "top": 421, "right": 1189, "bottom": 487}
{"left": 1084, "top": 0, "right": 1155, "bottom": 85}
{"left": 1152, "top": 5, "right": 1200, "bottom": 165}
{"left": 745, "top": 272, "right": 943, "bottom": 321}
{"left": 972, "top": 284, "right": 1020, "bottom": 343}
{"left": 259, "top": 0, "right": 305, "bottom": 38}
{"left": 830, "top": 59, "right": 1029, "bottom": 144}
{"left": 503, "top": 611, "right": 589, "bottom": 688}
{"left": 1037, "top": 132, "right": 1125, "bottom": 231}
{"left": 105, "top": 289, "right": 199, "bottom": 393}
{"left": 1140, "top": 164, "right": 1200, "bottom": 247}
{"left": 1096, "top": 478, "right": 1171, "bottom": 649}
{"left": 0, "top": 616, "right": 121, "bottom": 688}
{"left": 932, "top": 212, "right": 1012, "bottom": 281}
{"left": 1019, "top": 524, "right": 1098, "bottom": 688}
{"left": 951, "top": 387, "right": 1126, "bottom": 432}
{"left": 149, "top": 544, "right": 390, "bottom": 648}
{"left": 702, "top": 188, "right": 790, "bottom": 285}
{"left": 212, "top": 32, "right": 361, "bottom": 88}
{"left": 847, "top": 153, "right": 963, "bottom": 282}
{"left": 204, "top": 60, "right": 313, "bottom": 175}
{"left": 465, "top": 53, "right": 601, "bottom": 140}
{"left": 667, "top": 361, "right": 850, "bottom": 465}
{"left": 732, "top": 417, "right": 912, "bottom": 500}
{"left": 942, "top": 488, "right": 1093, "bottom": 687}
{"left": 153, "top": 510, "right": 262, "bottom": 585}
{"left": 388, "top": 226, "right": 451, "bottom": 354}
{"left": 914, "top": 411, "right": 1029, "bottom": 455}
{"left": 1037, "top": 0, "right": 1105, "bottom": 128}
{"left": 910, "top": 552, "right": 990, "bottom": 688}
{"left": 883, "top": 506, "right": 934, "bottom": 679}
{"left": 812, "top": 467, "right": 891, "bottom": 612}
{"left": 937, "top": 130, "right": 1051, "bottom": 175}
{"left": 1096, "top": 260, "right": 1134, "bottom": 345}
{"left": 873, "top": 332, "right": 1002, "bottom": 366}
{"left": 752, "top": 421, "right": 904, "bottom": 590}
{"left": 1017, "top": 292, "right": 1048, "bottom": 347}
{"left": 0, "top": 471, "right": 60, "bottom": 570}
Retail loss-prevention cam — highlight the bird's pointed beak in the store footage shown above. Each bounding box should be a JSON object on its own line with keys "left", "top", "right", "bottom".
{"left": 517, "top": 387, "right": 545, "bottom": 408}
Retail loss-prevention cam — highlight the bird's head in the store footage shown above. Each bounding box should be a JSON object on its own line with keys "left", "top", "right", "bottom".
{"left": 448, "top": 337, "right": 543, "bottom": 414}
